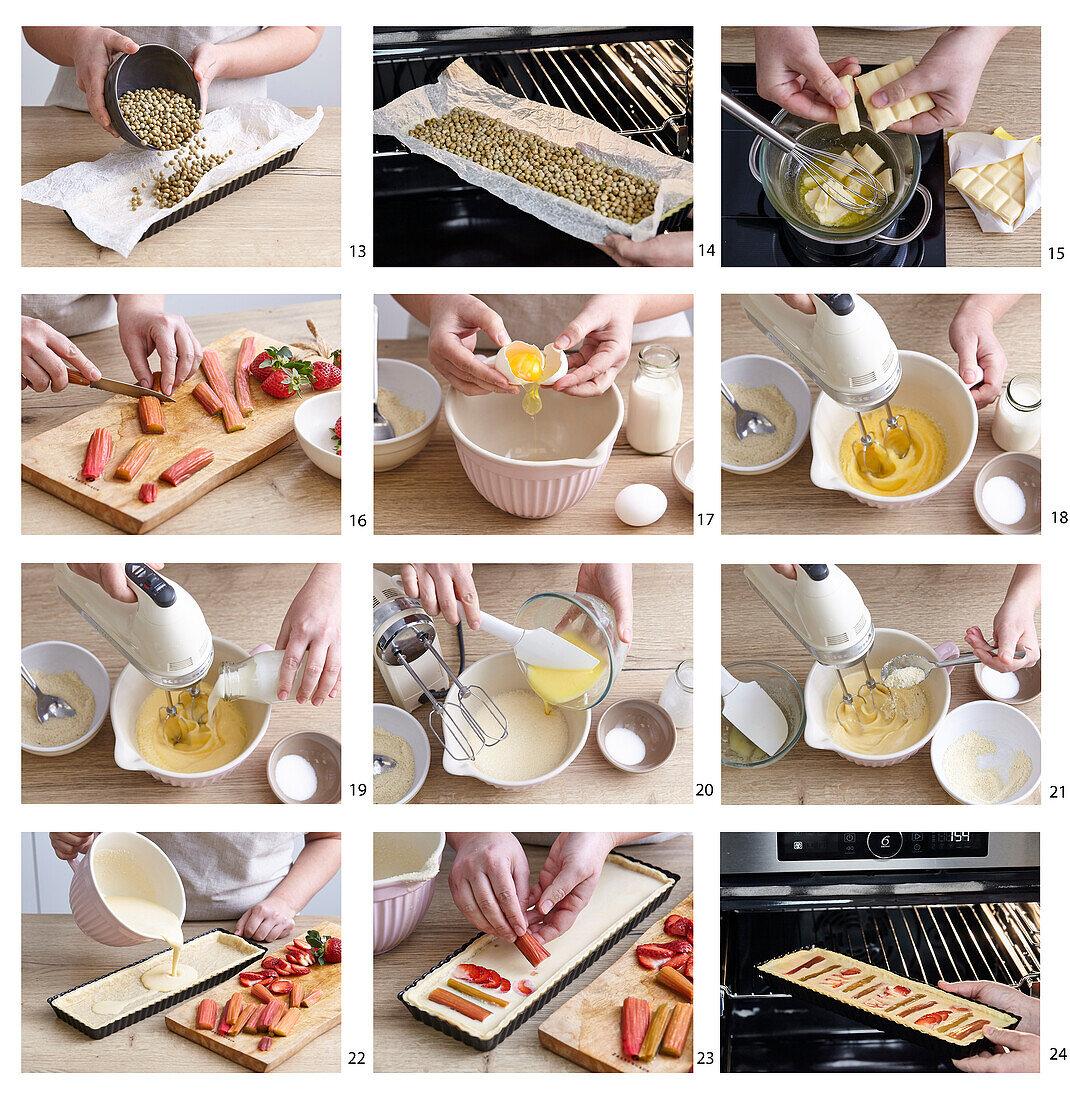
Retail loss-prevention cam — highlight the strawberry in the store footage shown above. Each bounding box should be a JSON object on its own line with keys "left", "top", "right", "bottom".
{"left": 288, "top": 965, "right": 311, "bottom": 976}
{"left": 332, "top": 416, "right": 341, "bottom": 455}
{"left": 249, "top": 345, "right": 295, "bottom": 382}
{"left": 305, "top": 928, "right": 341, "bottom": 965}
{"left": 261, "top": 365, "right": 303, "bottom": 400}
{"left": 308, "top": 359, "right": 341, "bottom": 390}
{"left": 292, "top": 939, "right": 312, "bottom": 953}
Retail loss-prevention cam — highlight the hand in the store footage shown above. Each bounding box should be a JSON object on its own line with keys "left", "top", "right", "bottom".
{"left": 68, "top": 563, "right": 164, "bottom": 603}
{"left": 427, "top": 295, "right": 518, "bottom": 396}
{"left": 776, "top": 294, "right": 816, "bottom": 315}
{"left": 595, "top": 231, "right": 693, "bottom": 268}
{"left": 949, "top": 301, "right": 1008, "bottom": 409}
{"left": 965, "top": 598, "right": 1039, "bottom": 672}
{"left": 447, "top": 833, "right": 531, "bottom": 940}
{"left": 872, "top": 28, "right": 1009, "bottom": 135}
{"left": 527, "top": 833, "right": 615, "bottom": 942}
{"left": 576, "top": 564, "right": 633, "bottom": 644}
{"left": 754, "top": 28, "right": 858, "bottom": 122}
{"left": 940, "top": 980, "right": 1040, "bottom": 1072}
{"left": 22, "top": 316, "right": 100, "bottom": 392}
{"left": 189, "top": 41, "right": 226, "bottom": 99}
{"left": 49, "top": 832, "right": 95, "bottom": 861}
{"left": 235, "top": 894, "right": 296, "bottom": 942}
{"left": 400, "top": 563, "right": 480, "bottom": 629}
{"left": 115, "top": 296, "right": 201, "bottom": 396}
{"left": 939, "top": 980, "right": 1040, "bottom": 1036}
{"left": 69, "top": 27, "right": 139, "bottom": 137}
{"left": 274, "top": 564, "right": 341, "bottom": 704}
{"left": 552, "top": 295, "right": 640, "bottom": 397}
{"left": 771, "top": 564, "right": 797, "bottom": 579}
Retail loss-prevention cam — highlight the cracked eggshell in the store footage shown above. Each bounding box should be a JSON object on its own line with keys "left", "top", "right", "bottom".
{"left": 494, "top": 341, "right": 544, "bottom": 384}
{"left": 541, "top": 343, "right": 569, "bottom": 384}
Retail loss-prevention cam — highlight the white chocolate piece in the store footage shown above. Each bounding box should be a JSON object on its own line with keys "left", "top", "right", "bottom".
{"left": 851, "top": 143, "right": 885, "bottom": 176}
{"left": 855, "top": 57, "right": 936, "bottom": 132}
{"left": 876, "top": 168, "right": 894, "bottom": 195}
{"left": 836, "top": 74, "right": 861, "bottom": 134}
{"left": 949, "top": 154, "right": 1026, "bottom": 225}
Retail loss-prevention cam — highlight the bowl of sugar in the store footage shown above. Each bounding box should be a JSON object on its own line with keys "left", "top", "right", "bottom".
{"left": 268, "top": 731, "right": 341, "bottom": 804}
{"left": 974, "top": 452, "right": 1041, "bottom": 534}
{"left": 973, "top": 656, "right": 1041, "bottom": 705}
{"left": 596, "top": 698, "right": 677, "bottom": 773}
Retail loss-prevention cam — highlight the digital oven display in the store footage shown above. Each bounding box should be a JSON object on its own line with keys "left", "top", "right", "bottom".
{"left": 777, "top": 832, "right": 990, "bottom": 861}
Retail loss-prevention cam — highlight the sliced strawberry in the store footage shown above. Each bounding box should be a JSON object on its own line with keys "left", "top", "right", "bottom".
{"left": 454, "top": 963, "right": 484, "bottom": 982}
{"left": 664, "top": 915, "right": 694, "bottom": 943}
{"left": 261, "top": 957, "right": 282, "bottom": 971}
{"left": 662, "top": 939, "right": 693, "bottom": 955}
{"left": 664, "top": 953, "right": 690, "bottom": 970}
{"left": 498, "top": 978, "right": 511, "bottom": 993}
{"left": 517, "top": 980, "right": 535, "bottom": 996}
{"left": 270, "top": 980, "right": 293, "bottom": 994}
{"left": 239, "top": 974, "right": 259, "bottom": 987}
{"left": 684, "top": 955, "right": 694, "bottom": 980}
{"left": 292, "top": 939, "right": 312, "bottom": 953}
{"left": 273, "top": 961, "right": 292, "bottom": 975}
{"left": 636, "top": 942, "right": 675, "bottom": 969}
{"left": 288, "top": 965, "right": 311, "bottom": 976}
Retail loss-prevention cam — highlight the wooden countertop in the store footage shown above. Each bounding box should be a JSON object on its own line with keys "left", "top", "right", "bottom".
{"left": 22, "top": 915, "right": 339, "bottom": 1072}
{"left": 721, "top": 27, "right": 1041, "bottom": 266}
{"left": 21, "top": 106, "right": 340, "bottom": 267}
{"left": 373, "top": 836, "right": 692, "bottom": 1073}
{"left": 721, "top": 563, "right": 1041, "bottom": 805}
{"left": 21, "top": 563, "right": 340, "bottom": 804}
{"left": 21, "top": 299, "right": 341, "bottom": 536}
{"left": 374, "top": 338, "right": 693, "bottom": 535}
{"left": 373, "top": 563, "right": 692, "bottom": 803}
{"left": 721, "top": 293, "right": 1041, "bottom": 534}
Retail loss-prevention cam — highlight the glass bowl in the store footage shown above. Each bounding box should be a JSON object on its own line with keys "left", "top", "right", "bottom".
{"left": 721, "top": 660, "right": 805, "bottom": 768}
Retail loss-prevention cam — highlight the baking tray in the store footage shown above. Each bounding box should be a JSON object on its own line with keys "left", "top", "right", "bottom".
{"left": 757, "top": 947, "right": 1019, "bottom": 1060}
{"left": 398, "top": 853, "right": 680, "bottom": 1052}
{"left": 63, "top": 145, "right": 303, "bottom": 245}
{"left": 48, "top": 928, "right": 266, "bottom": 1040}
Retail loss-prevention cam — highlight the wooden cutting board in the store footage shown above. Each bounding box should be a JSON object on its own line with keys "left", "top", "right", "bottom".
{"left": 538, "top": 895, "right": 693, "bottom": 1073}
{"left": 21, "top": 328, "right": 319, "bottom": 534}
{"left": 165, "top": 921, "right": 341, "bottom": 1073}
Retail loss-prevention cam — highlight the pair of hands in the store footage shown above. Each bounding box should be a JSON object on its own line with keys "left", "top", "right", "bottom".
{"left": 755, "top": 27, "right": 1009, "bottom": 135}
{"left": 68, "top": 563, "right": 342, "bottom": 704}
{"left": 447, "top": 833, "right": 617, "bottom": 943}
{"left": 939, "top": 980, "right": 1040, "bottom": 1072}
{"left": 49, "top": 832, "right": 297, "bottom": 941}
{"left": 776, "top": 294, "right": 1021, "bottom": 410}
{"left": 22, "top": 297, "right": 200, "bottom": 396}
{"left": 425, "top": 294, "right": 642, "bottom": 397}
{"left": 400, "top": 563, "right": 633, "bottom": 645}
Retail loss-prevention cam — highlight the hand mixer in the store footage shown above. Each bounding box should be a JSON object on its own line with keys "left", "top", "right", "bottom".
{"left": 54, "top": 564, "right": 214, "bottom": 741}
{"left": 743, "top": 564, "right": 894, "bottom": 731}
{"left": 740, "top": 293, "right": 913, "bottom": 477}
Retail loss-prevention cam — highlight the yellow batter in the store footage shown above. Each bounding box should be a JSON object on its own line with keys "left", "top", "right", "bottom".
{"left": 135, "top": 681, "right": 248, "bottom": 773}
{"left": 839, "top": 406, "right": 946, "bottom": 496}
{"left": 826, "top": 670, "right": 931, "bottom": 755}
{"left": 799, "top": 169, "right": 870, "bottom": 228}
{"left": 523, "top": 631, "right": 605, "bottom": 713}
{"left": 103, "top": 895, "right": 195, "bottom": 994}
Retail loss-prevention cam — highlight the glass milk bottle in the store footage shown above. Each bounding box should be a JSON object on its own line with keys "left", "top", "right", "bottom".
{"left": 626, "top": 344, "right": 683, "bottom": 454}
{"left": 992, "top": 374, "right": 1041, "bottom": 452}
{"left": 659, "top": 659, "right": 694, "bottom": 728}
{"left": 211, "top": 650, "right": 309, "bottom": 705}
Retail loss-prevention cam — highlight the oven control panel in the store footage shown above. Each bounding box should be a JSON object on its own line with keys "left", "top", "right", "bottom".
{"left": 777, "top": 832, "right": 989, "bottom": 861}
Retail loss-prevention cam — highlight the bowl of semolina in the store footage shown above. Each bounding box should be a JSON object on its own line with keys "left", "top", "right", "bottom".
{"left": 374, "top": 358, "right": 442, "bottom": 472}
{"left": 721, "top": 355, "right": 812, "bottom": 475}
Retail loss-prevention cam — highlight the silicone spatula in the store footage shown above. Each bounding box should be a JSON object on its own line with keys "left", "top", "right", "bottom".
{"left": 479, "top": 612, "right": 599, "bottom": 670}
{"left": 721, "top": 666, "right": 788, "bottom": 756}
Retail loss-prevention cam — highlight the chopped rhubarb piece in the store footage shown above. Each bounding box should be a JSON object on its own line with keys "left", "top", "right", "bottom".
{"left": 290, "top": 982, "right": 303, "bottom": 1009}
{"left": 621, "top": 997, "right": 651, "bottom": 1059}
{"left": 785, "top": 954, "right": 824, "bottom": 976}
{"left": 258, "top": 1000, "right": 282, "bottom": 1034}
{"left": 662, "top": 1003, "right": 693, "bottom": 1057}
{"left": 216, "top": 1022, "right": 231, "bottom": 1035}
{"left": 657, "top": 964, "right": 694, "bottom": 1002}
{"left": 114, "top": 438, "right": 157, "bottom": 481}
{"left": 138, "top": 482, "right": 157, "bottom": 503}
{"left": 428, "top": 987, "right": 490, "bottom": 1023}
{"left": 250, "top": 983, "right": 273, "bottom": 1004}
{"left": 639, "top": 1002, "right": 673, "bottom": 1061}
{"left": 950, "top": 1020, "right": 989, "bottom": 1041}
{"left": 81, "top": 428, "right": 113, "bottom": 481}
{"left": 899, "top": 1000, "right": 937, "bottom": 1018}
{"left": 201, "top": 348, "right": 245, "bottom": 431}
{"left": 137, "top": 371, "right": 166, "bottom": 434}
{"left": 244, "top": 1005, "right": 266, "bottom": 1033}
{"left": 160, "top": 447, "right": 214, "bottom": 486}
{"left": 234, "top": 336, "right": 256, "bottom": 415}
{"left": 192, "top": 381, "right": 223, "bottom": 414}
{"left": 258, "top": 1037, "right": 273, "bottom": 1052}
{"left": 196, "top": 999, "right": 219, "bottom": 1029}
{"left": 301, "top": 990, "right": 323, "bottom": 1008}
{"left": 270, "top": 1007, "right": 302, "bottom": 1037}
{"left": 225, "top": 992, "right": 243, "bottom": 1026}
{"left": 514, "top": 931, "right": 549, "bottom": 968}
{"left": 230, "top": 1003, "right": 259, "bottom": 1037}
{"left": 446, "top": 978, "right": 509, "bottom": 1008}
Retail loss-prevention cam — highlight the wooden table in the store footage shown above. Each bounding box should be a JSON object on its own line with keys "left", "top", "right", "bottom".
{"left": 22, "top": 299, "right": 341, "bottom": 536}
{"left": 21, "top": 563, "right": 341, "bottom": 804}
{"left": 373, "top": 836, "right": 692, "bottom": 1073}
{"left": 22, "top": 107, "right": 340, "bottom": 267}
{"left": 374, "top": 564, "right": 692, "bottom": 803}
{"left": 374, "top": 338, "right": 693, "bottom": 535}
{"left": 721, "top": 563, "right": 1042, "bottom": 805}
{"left": 721, "top": 293, "right": 1041, "bottom": 534}
{"left": 721, "top": 27, "right": 1041, "bottom": 266}
{"left": 22, "top": 915, "right": 339, "bottom": 1072}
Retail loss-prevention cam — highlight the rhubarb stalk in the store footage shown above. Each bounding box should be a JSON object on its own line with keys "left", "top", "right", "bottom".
{"left": 201, "top": 349, "right": 245, "bottom": 432}
{"left": 661, "top": 1003, "right": 692, "bottom": 1057}
{"left": 621, "top": 997, "right": 651, "bottom": 1059}
{"left": 225, "top": 992, "right": 243, "bottom": 1027}
{"left": 638, "top": 1003, "right": 673, "bottom": 1061}
{"left": 138, "top": 372, "right": 166, "bottom": 434}
{"left": 270, "top": 1007, "right": 303, "bottom": 1037}
{"left": 81, "top": 428, "right": 113, "bottom": 481}
{"left": 446, "top": 978, "right": 509, "bottom": 1008}
{"left": 656, "top": 965, "right": 694, "bottom": 1002}
{"left": 114, "top": 438, "right": 157, "bottom": 481}
{"left": 514, "top": 931, "right": 550, "bottom": 968}
{"left": 191, "top": 381, "right": 223, "bottom": 415}
{"left": 160, "top": 447, "right": 214, "bottom": 486}
{"left": 428, "top": 987, "right": 491, "bottom": 1023}
{"left": 196, "top": 999, "right": 219, "bottom": 1030}
{"left": 258, "top": 1036, "right": 273, "bottom": 1052}
{"left": 301, "top": 989, "right": 324, "bottom": 1008}
{"left": 234, "top": 336, "right": 256, "bottom": 415}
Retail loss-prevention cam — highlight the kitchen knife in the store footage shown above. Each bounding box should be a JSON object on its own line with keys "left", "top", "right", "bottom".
{"left": 721, "top": 666, "right": 789, "bottom": 756}
{"left": 65, "top": 371, "right": 176, "bottom": 402}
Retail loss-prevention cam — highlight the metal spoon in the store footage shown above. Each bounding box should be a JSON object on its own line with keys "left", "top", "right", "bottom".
{"left": 882, "top": 648, "right": 1026, "bottom": 685}
{"left": 21, "top": 666, "right": 76, "bottom": 723}
{"left": 373, "top": 752, "right": 397, "bottom": 776}
{"left": 372, "top": 303, "right": 394, "bottom": 441}
{"left": 721, "top": 380, "right": 775, "bottom": 440}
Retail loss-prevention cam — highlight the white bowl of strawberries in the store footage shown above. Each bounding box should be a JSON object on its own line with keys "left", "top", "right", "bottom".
{"left": 295, "top": 392, "right": 342, "bottom": 479}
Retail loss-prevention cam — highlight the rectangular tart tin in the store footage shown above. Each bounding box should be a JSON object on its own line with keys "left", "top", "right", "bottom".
{"left": 757, "top": 947, "right": 1020, "bottom": 1060}
{"left": 48, "top": 928, "right": 266, "bottom": 1040}
{"left": 398, "top": 853, "right": 680, "bottom": 1052}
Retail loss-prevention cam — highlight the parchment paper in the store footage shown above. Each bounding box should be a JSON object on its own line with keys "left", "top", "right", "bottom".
{"left": 22, "top": 99, "right": 323, "bottom": 256}
{"left": 372, "top": 58, "right": 692, "bottom": 244}
{"left": 948, "top": 131, "right": 1041, "bottom": 234}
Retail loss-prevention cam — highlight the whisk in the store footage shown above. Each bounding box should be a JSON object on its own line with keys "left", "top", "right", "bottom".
{"left": 852, "top": 404, "right": 915, "bottom": 476}
{"left": 720, "top": 91, "right": 889, "bottom": 216}
{"left": 835, "top": 658, "right": 894, "bottom": 731}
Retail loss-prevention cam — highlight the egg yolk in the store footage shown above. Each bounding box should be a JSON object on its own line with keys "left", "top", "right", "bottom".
{"left": 506, "top": 347, "right": 545, "bottom": 383}
{"left": 524, "top": 631, "right": 606, "bottom": 714}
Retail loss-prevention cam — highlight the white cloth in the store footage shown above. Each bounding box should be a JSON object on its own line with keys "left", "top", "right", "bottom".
{"left": 142, "top": 832, "right": 300, "bottom": 919}
{"left": 22, "top": 294, "right": 116, "bottom": 336}
{"left": 46, "top": 27, "right": 265, "bottom": 113}
{"left": 513, "top": 833, "right": 684, "bottom": 848}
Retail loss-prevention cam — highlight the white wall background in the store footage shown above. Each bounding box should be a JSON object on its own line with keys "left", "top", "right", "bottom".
{"left": 23, "top": 832, "right": 341, "bottom": 915}
{"left": 21, "top": 26, "right": 341, "bottom": 106}
{"left": 164, "top": 292, "right": 340, "bottom": 317}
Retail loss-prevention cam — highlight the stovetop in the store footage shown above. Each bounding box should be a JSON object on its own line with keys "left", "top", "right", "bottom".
{"left": 721, "top": 62, "right": 946, "bottom": 267}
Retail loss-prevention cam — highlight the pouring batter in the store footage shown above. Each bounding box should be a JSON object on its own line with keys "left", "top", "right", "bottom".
{"left": 103, "top": 894, "right": 195, "bottom": 993}
{"left": 839, "top": 406, "right": 946, "bottom": 495}
{"left": 523, "top": 631, "right": 605, "bottom": 713}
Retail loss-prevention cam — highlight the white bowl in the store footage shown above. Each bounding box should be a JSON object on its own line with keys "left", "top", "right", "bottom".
{"left": 374, "top": 358, "right": 443, "bottom": 472}
{"left": 109, "top": 636, "right": 271, "bottom": 787}
{"left": 803, "top": 629, "right": 951, "bottom": 767}
{"left": 373, "top": 831, "right": 445, "bottom": 954}
{"left": 21, "top": 641, "right": 110, "bottom": 756}
{"left": 810, "top": 350, "right": 978, "bottom": 509}
{"left": 440, "top": 651, "right": 591, "bottom": 788}
{"left": 720, "top": 355, "right": 812, "bottom": 475}
{"left": 929, "top": 700, "right": 1041, "bottom": 805}
{"left": 373, "top": 703, "right": 431, "bottom": 804}
{"left": 294, "top": 391, "right": 341, "bottom": 479}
